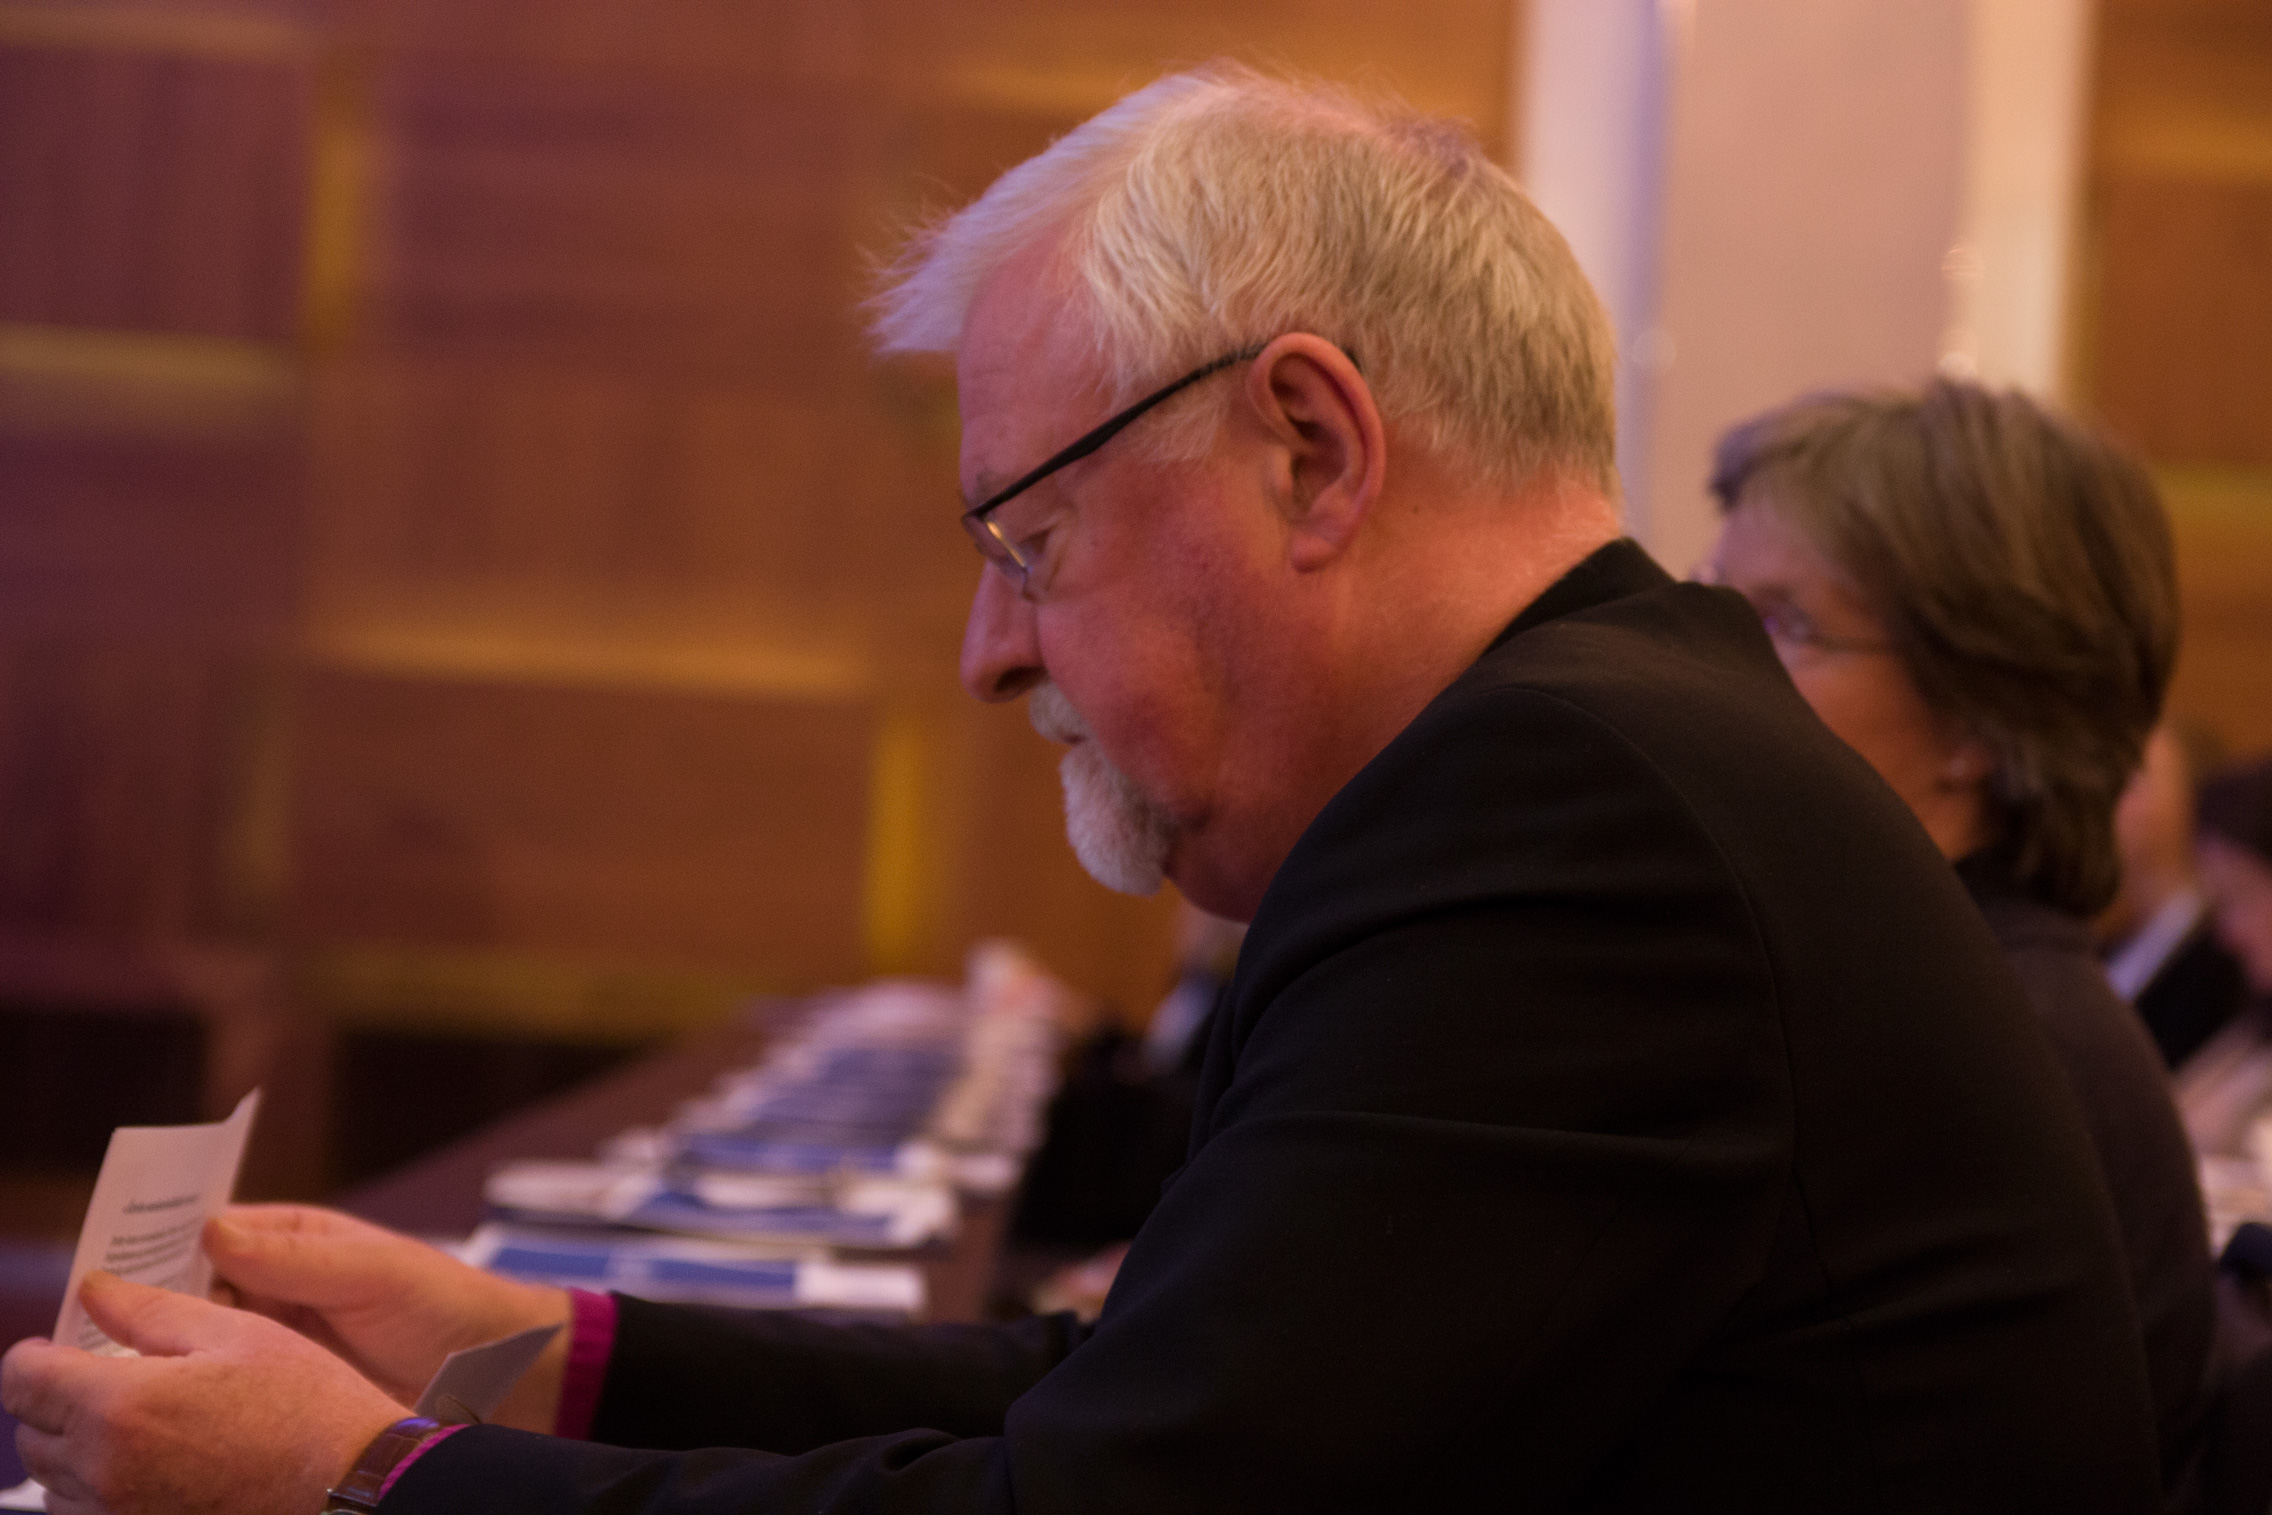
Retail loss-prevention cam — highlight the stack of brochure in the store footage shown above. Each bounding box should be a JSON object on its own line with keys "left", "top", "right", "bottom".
{"left": 469, "top": 942, "right": 1071, "bottom": 1317}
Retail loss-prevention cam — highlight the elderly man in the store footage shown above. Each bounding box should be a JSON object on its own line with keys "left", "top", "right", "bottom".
{"left": 6, "top": 66, "right": 2156, "bottom": 1515}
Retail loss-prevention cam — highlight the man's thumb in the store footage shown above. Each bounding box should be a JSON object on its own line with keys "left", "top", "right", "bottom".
{"left": 205, "top": 1214, "right": 368, "bottom": 1308}
{"left": 77, "top": 1271, "right": 216, "bottom": 1358}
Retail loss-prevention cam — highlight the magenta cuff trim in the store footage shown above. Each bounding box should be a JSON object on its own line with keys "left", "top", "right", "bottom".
{"left": 554, "top": 1288, "right": 619, "bottom": 1442}
{"left": 375, "top": 1424, "right": 464, "bottom": 1501}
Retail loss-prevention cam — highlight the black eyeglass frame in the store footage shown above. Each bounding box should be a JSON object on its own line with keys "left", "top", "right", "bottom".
{"left": 1692, "top": 561, "right": 1895, "bottom": 659}
{"left": 959, "top": 341, "right": 1271, "bottom": 595}
{"left": 1750, "top": 601, "right": 1895, "bottom": 658}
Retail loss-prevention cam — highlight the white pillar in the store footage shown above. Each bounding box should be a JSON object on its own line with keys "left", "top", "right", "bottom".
{"left": 1517, "top": 0, "right": 1677, "bottom": 537}
{"left": 1643, "top": 0, "right": 1970, "bottom": 576}
{"left": 1940, "top": 0, "right": 2096, "bottom": 397}
{"left": 1515, "top": 0, "right": 2098, "bottom": 577}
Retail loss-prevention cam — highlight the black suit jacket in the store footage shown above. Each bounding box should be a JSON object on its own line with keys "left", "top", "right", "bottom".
{"left": 1963, "top": 859, "right": 2217, "bottom": 1501}
{"left": 390, "top": 541, "right": 2158, "bottom": 1514}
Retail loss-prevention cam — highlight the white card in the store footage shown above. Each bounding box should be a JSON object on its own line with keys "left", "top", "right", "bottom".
{"left": 54, "top": 1091, "right": 260, "bottom": 1356}
{"left": 413, "top": 1322, "right": 561, "bottom": 1425}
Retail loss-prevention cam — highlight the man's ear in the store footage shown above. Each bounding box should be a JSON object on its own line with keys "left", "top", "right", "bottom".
{"left": 1241, "top": 335, "right": 1385, "bottom": 572}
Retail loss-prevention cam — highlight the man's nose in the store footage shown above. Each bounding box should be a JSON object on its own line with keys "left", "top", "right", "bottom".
{"left": 960, "top": 566, "right": 1045, "bottom": 702}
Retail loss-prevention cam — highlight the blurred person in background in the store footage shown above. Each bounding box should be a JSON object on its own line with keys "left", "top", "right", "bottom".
{"left": 2197, "top": 759, "right": 2272, "bottom": 1006}
{"left": 2173, "top": 758, "right": 2272, "bottom": 1159}
{"left": 1013, "top": 903, "right": 1239, "bottom": 1252}
{"left": 2102, "top": 724, "right": 2251, "bottom": 1069}
{"left": 1703, "top": 378, "right": 2221, "bottom": 1505}
{"left": 2183, "top": 756, "right": 2272, "bottom": 1515}
{"left": 1018, "top": 903, "right": 1243, "bottom": 1318}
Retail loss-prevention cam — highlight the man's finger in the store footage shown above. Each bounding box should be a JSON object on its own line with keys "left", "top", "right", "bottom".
{"left": 2, "top": 1338, "right": 94, "bottom": 1435}
{"left": 205, "top": 1209, "right": 394, "bottom": 1308}
{"left": 214, "top": 1203, "right": 351, "bottom": 1239}
{"left": 77, "top": 1271, "right": 230, "bottom": 1358}
{"left": 15, "top": 1420, "right": 97, "bottom": 1506}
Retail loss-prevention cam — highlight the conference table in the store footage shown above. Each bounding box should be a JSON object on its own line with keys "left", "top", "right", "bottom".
{"left": 0, "top": 1003, "right": 1018, "bottom": 1493}
{"left": 338, "top": 1001, "right": 1016, "bottom": 1324}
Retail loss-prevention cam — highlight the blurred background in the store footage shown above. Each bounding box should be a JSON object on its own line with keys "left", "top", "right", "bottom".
{"left": 0, "top": 0, "right": 2265, "bottom": 1237}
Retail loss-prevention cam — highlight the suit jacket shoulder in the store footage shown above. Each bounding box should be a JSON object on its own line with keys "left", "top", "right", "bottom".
{"left": 1191, "top": 539, "right": 2159, "bottom": 1510}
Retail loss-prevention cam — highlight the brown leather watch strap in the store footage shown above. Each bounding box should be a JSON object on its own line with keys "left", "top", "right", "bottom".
{"left": 321, "top": 1416, "right": 445, "bottom": 1514}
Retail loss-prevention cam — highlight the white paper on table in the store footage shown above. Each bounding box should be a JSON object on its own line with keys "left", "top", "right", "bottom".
{"left": 413, "top": 1322, "right": 560, "bottom": 1425}
{"left": 484, "top": 1159, "right": 663, "bottom": 1222}
{"left": 53, "top": 1091, "right": 260, "bottom": 1357}
{"left": 798, "top": 1259, "right": 926, "bottom": 1313}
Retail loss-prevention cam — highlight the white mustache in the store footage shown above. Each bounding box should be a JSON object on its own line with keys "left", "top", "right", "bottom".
{"left": 1028, "top": 681, "right": 1090, "bottom": 745}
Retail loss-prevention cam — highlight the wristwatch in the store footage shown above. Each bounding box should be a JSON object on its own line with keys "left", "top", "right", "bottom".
{"left": 321, "top": 1416, "right": 444, "bottom": 1513}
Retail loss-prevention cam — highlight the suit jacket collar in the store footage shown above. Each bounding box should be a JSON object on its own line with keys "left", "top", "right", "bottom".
{"left": 1485, "top": 537, "right": 1671, "bottom": 655}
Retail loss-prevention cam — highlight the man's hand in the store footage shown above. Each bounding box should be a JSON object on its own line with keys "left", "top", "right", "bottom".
{"left": 205, "top": 1205, "right": 572, "bottom": 1433}
{"left": 2, "top": 1271, "right": 405, "bottom": 1515}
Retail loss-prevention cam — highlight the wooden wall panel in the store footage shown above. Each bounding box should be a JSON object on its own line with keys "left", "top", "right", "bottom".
{"left": 891, "top": 0, "right": 1513, "bottom": 147}
{"left": 357, "top": 63, "right": 871, "bottom": 383}
{"left": 2084, "top": 0, "right": 2272, "bottom": 763}
{"left": 2093, "top": 182, "right": 2272, "bottom": 468}
{"left": 0, "top": 641, "right": 251, "bottom": 937}
{"left": 0, "top": 407, "right": 301, "bottom": 636}
{"left": 292, "top": 6, "right": 1519, "bottom": 1019}
{"left": 0, "top": 30, "right": 308, "bottom": 647}
{"left": 0, "top": 42, "right": 310, "bottom": 338}
{"left": 0, "top": 0, "right": 1522, "bottom": 1057}
{"left": 2163, "top": 473, "right": 2272, "bottom": 758}
{"left": 333, "top": 0, "right": 876, "bottom": 80}
{"left": 288, "top": 670, "right": 872, "bottom": 979}
{"left": 304, "top": 356, "right": 924, "bottom": 635}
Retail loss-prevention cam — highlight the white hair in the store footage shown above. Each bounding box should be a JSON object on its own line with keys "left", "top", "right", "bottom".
{"left": 1029, "top": 681, "right": 1176, "bottom": 895}
{"left": 871, "top": 63, "right": 1617, "bottom": 494}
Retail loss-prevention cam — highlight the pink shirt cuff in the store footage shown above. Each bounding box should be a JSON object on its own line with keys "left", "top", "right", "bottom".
{"left": 376, "top": 1424, "right": 465, "bottom": 1500}
{"left": 553, "top": 1288, "right": 619, "bottom": 1442}
{"left": 371, "top": 1291, "right": 614, "bottom": 1501}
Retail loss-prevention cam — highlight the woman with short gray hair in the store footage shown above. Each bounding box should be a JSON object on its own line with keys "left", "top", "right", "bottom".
{"left": 1703, "top": 378, "right": 2218, "bottom": 1506}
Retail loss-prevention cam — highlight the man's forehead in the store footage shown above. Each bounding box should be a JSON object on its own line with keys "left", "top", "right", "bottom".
{"left": 956, "top": 273, "right": 1105, "bottom": 500}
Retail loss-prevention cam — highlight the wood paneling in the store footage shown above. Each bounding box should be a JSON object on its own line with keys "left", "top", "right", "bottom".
{"left": 288, "top": 1, "right": 1519, "bottom": 1022}
{"left": 2093, "top": 180, "right": 2272, "bottom": 468}
{"left": 303, "top": 356, "right": 931, "bottom": 643}
{"left": 896, "top": 0, "right": 1513, "bottom": 136}
{"left": 0, "top": 642, "right": 253, "bottom": 936}
{"left": 357, "top": 63, "right": 872, "bottom": 382}
{"left": 289, "top": 669, "right": 872, "bottom": 976}
{"left": 2162, "top": 470, "right": 2272, "bottom": 758}
{"left": 0, "top": 40, "right": 310, "bottom": 339}
{"left": 331, "top": 0, "right": 879, "bottom": 81}
{"left": 2086, "top": 0, "right": 2272, "bottom": 761}
{"left": 0, "top": 1, "right": 1522, "bottom": 1077}
{"left": 0, "top": 429, "right": 300, "bottom": 644}
{"left": 2086, "top": 0, "right": 2272, "bottom": 467}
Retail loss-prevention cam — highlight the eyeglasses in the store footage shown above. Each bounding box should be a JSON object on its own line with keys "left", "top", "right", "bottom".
{"left": 1747, "top": 600, "right": 1895, "bottom": 659}
{"left": 960, "top": 342, "right": 1268, "bottom": 600}
{"left": 1692, "top": 560, "right": 1894, "bottom": 659}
